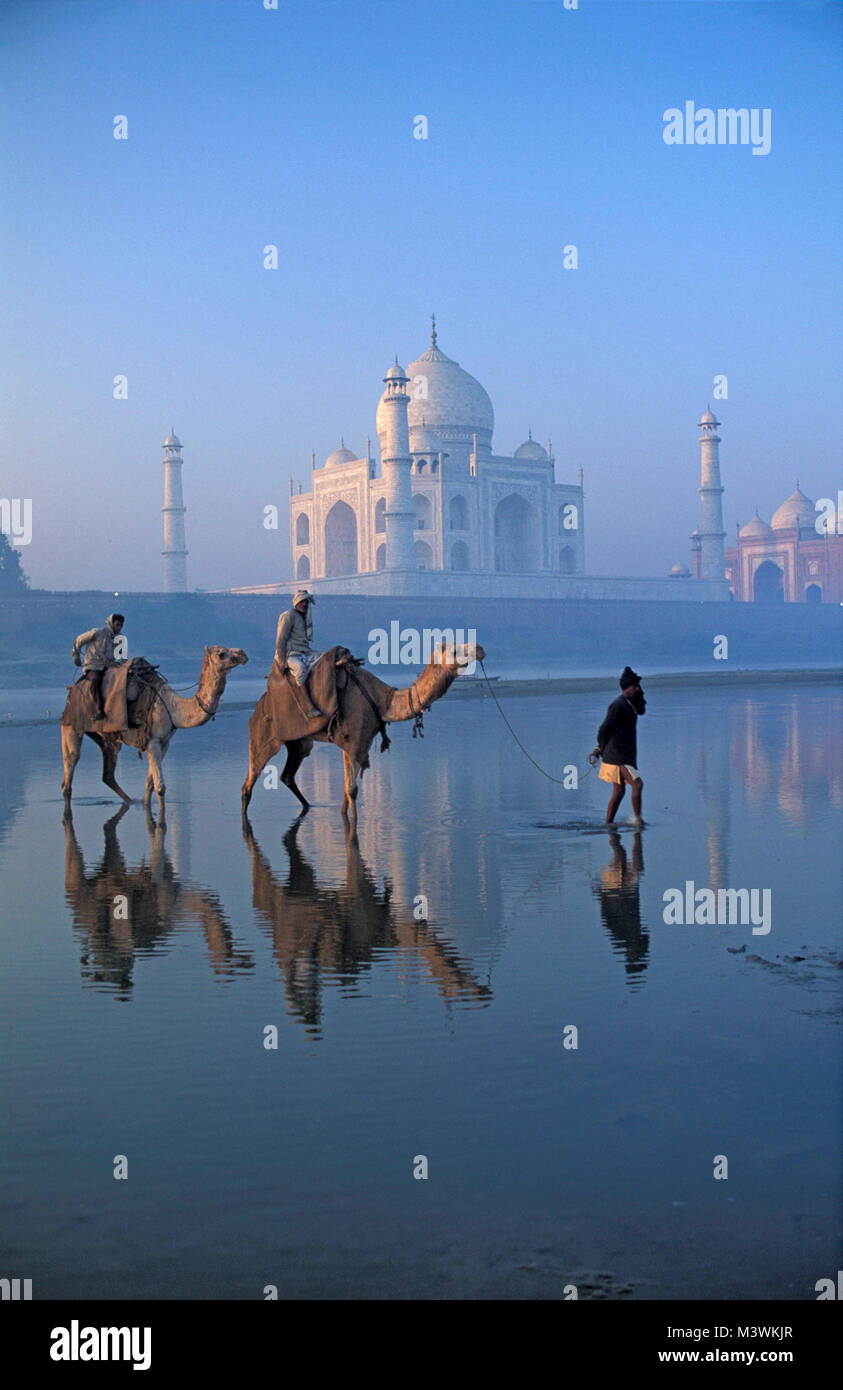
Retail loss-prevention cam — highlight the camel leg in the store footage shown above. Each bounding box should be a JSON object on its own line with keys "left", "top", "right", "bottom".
{"left": 144, "top": 738, "right": 167, "bottom": 814}
{"left": 242, "top": 710, "right": 284, "bottom": 814}
{"left": 100, "top": 735, "right": 132, "bottom": 805}
{"left": 340, "top": 749, "right": 360, "bottom": 822}
{"left": 61, "top": 726, "right": 82, "bottom": 808}
{"left": 281, "top": 740, "right": 310, "bottom": 813}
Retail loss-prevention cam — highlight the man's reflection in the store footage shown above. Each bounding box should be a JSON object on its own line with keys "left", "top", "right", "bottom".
{"left": 243, "top": 815, "right": 492, "bottom": 1035}
{"left": 592, "top": 829, "right": 648, "bottom": 984}
{"left": 63, "top": 806, "right": 253, "bottom": 997}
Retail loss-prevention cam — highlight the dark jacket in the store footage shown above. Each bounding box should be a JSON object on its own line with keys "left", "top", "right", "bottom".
{"left": 597, "top": 695, "right": 641, "bottom": 766}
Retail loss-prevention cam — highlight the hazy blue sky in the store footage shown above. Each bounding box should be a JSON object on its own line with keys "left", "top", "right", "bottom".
{"left": 1, "top": 0, "right": 840, "bottom": 591}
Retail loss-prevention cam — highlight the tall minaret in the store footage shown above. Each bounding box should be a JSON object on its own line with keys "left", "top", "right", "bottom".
{"left": 161, "top": 429, "right": 188, "bottom": 592}
{"left": 698, "top": 406, "right": 725, "bottom": 581}
{"left": 380, "top": 361, "right": 415, "bottom": 570}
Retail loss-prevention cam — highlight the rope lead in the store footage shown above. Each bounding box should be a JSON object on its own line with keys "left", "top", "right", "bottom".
{"left": 478, "top": 659, "right": 593, "bottom": 785}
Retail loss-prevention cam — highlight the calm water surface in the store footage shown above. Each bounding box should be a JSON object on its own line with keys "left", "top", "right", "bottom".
{"left": 1, "top": 683, "right": 840, "bottom": 1299}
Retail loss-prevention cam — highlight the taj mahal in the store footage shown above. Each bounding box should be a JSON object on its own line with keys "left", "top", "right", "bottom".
{"left": 224, "top": 318, "right": 729, "bottom": 603}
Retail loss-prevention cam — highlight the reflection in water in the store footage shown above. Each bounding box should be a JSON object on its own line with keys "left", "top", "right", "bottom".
{"left": 592, "top": 829, "right": 648, "bottom": 985}
{"left": 243, "top": 816, "right": 493, "bottom": 1036}
{"left": 63, "top": 806, "right": 253, "bottom": 998}
{"left": 730, "top": 691, "right": 843, "bottom": 825}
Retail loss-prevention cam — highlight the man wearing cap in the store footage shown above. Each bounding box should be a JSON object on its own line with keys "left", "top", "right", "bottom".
{"left": 71, "top": 613, "right": 126, "bottom": 722}
{"left": 274, "top": 591, "right": 324, "bottom": 719}
{"left": 592, "top": 666, "right": 646, "bottom": 826}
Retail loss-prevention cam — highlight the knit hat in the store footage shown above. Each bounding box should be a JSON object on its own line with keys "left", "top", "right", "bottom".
{"left": 619, "top": 666, "right": 641, "bottom": 689}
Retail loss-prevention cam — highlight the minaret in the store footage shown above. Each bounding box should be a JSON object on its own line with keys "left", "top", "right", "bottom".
{"left": 381, "top": 360, "right": 415, "bottom": 570}
{"left": 161, "top": 429, "right": 188, "bottom": 592}
{"left": 698, "top": 406, "right": 725, "bottom": 581}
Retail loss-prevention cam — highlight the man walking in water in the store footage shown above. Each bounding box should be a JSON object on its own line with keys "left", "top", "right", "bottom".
{"left": 71, "top": 613, "right": 125, "bottom": 722}
{"left": 593, "top": 665, "right": 646, "bottom": 826}
{"left": 274, "top": 590, "right": 324, "bottom": 719}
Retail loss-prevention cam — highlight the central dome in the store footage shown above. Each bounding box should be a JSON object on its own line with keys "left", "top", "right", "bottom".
{"left": 376, "top": 330, "right": 494, "bottom": 452}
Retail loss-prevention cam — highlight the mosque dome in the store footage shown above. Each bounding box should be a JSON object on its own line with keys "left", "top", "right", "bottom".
{"left": 163, "top": 431, "right": 182, "bottom": 447}
{"left": 324, "top": 442, "right": 357, "bottom": 468}
{"left": 738, "top": 511, "right": 773, "bottom": 539}
{"left": 699, "top": 407, "right": 719, "bottom": 426}
{"left": 377, "top": 321, "right": 494, "bottom": 450}
{"left": 771, "top": 484, "right": 815, "bottom": 531}
{"left": 384, "top": 361, "right": 408, "bottom": 381}
{"left": 514, "top": 431, "right": 547, "bottom": 460}
{"left": 669, "top": 562, "right": 691, "bottom": 577}
{"left": 410, "top": 423, "right": 443, "bottom": 454}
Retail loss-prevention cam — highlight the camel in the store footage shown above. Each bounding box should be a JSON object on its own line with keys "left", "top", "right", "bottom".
{"left": 241, "top": 640, "right": 485, "bottom": 819}
{"left": 61, "top": 644, "right": 248, "bottom": 813}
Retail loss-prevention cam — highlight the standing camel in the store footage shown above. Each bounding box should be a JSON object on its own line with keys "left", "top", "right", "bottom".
{"left": 241, "top": 640, "right": 485, "bottom": 818}
{"left": 61, "top": 645, "right": 248, "bottom": 813}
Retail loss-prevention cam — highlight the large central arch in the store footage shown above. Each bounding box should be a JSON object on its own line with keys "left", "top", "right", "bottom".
{"left": 324, "top": 500, "right": 358, "bottom": 577}
{"left": 753, "top": 559, "right": 784, "bottom": 603}
{"left": 494, "top": 493, "right": 533, "bottom": 572}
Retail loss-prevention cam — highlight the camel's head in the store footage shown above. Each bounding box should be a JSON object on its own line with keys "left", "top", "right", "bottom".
{"left": 204, "top": 645, "right": 249, "bottom": 674}
{"left": 430, "top": 641, "right": 486, "bottom": 675}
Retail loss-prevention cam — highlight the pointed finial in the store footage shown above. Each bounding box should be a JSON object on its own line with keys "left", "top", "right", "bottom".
{"left": 430, "top": 313, "right": 437, "bottom": 347}
{"left": 341, "top": 436, "right": 344, "bottom": 448}
{"left": 528, "top": 427, "right": 532, "bottom": 440}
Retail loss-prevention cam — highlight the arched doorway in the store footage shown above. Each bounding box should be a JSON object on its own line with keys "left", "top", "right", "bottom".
{"left": 375, "top": 544, "right": 386, "bottom": 571}
{"left": 374, "top": 497, "right": 386, "bottom": 534}
{"left": 451, "top": 540, "right": 469, "bottom": 570}
{"left": 450, "top": 495, "right": 469, "bottom": 530}
{"left": 295, "top": 512, "right": 310, "bottom": 545}
{"left": 414, "top": 540, "right": 433, "bottom": 569}
{"left": 559, "top": 545, "right": 575, "bottom": 574}
{"left": 413, "top": 494, "right": 432, "bottom": 531}
{"left": 805, "top": 583, "right": 822, "bottom": 604}
{"left": 296, "top": 554, "right": 310, "bottom": 580}
{"left": 494, "top": 493, "right": 533, "bottom": 571}
{"left": 324, "top": 500, "right": 358, "bottom": 577}
{"left": 753, "top": 560, "right": 784, "bottom": 603}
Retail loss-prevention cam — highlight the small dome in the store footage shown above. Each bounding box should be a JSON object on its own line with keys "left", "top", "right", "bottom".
{"left": 384, "top": 361, "right": 408, "bottom": 381}
{"left": 771, "top": 485, "right": 815, "bottom": 531}
{"left": 738, "top": 511, "right": 773, "bottom": 539}
{"left": 670, "top": 562, "right": 691, "bottom": 577}
{"left": 410, "top": 423, "right": 443, "bottom": 454}
{"left": 163, "top": 431, "right": 182, "bottom": 447}
{"left": 514, "top": 431, "right": 547, "bottom": 460}
{"left": 324, "top": 443, "right": 357, "bottom": 468}
{"left": 699, "top": 407, "right": 719, "bottom": 425}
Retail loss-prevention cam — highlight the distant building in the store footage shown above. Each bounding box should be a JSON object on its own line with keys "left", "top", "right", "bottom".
{"left": 722, "top": 485, "right": 842, "bottom": 603}
{"left": 229, "top": 323, "right": 728, "bottom": 602}
{"left": 161, "top": 430, "right": 188, "bottom": 592}
{"left": 288, "top": 319, "right": 585, "bottom": 586}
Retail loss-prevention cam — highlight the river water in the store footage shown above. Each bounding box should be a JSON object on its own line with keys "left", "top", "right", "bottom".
{"left": 0, "top": 681, "right": 840, "bottom": 1299}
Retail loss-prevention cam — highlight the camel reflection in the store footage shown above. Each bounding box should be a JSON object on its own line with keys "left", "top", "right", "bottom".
{"left": 592, "top": 829, "right": 648, "bottom": 985}
{"left": 63, "top": 807, "right": 253, "bottom": 998}
{"left": 243, "top": 816, "right": 492, "bottom": 1034}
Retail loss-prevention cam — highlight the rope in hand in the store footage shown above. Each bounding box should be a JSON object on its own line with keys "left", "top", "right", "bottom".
{"left": 478, "top": 658, "right": 594, "bottom": 784}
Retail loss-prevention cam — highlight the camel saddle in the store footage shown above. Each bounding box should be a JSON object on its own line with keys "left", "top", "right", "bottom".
{"left": 62, "top": 658, "right": 166, "bottom": 748}
{"left": 262, "top": 645, "right": 353, "bottom": 743}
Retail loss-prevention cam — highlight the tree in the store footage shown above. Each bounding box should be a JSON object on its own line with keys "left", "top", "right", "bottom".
{"left": 0, "top": 531, "right": 29, "bottom": 591}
